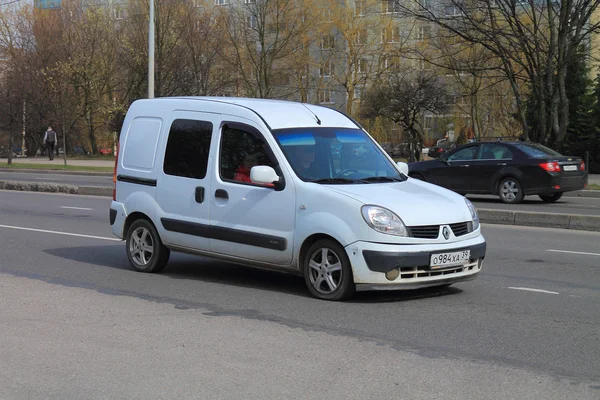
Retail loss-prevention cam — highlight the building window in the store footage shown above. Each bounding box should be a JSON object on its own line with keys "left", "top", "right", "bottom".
{"left": 319, "top": 90, "right": 335, "bottom": 104}
{"left": 320, "top": 60, "right": 333, "bottom": 77}
{"left": 381, "top": 27, "right": 400, "bottom": 43}
{"left": 445, "top": 3, "right": 464, "bottom": 16}
{"left": 320, "top": 36, "right": 335, "bottom": 50}
{"left": 423, "top": 116, "right": 433, "bottom": 137}
{"left": 193, "top": 0, "right": 202, "bottom": 7}
{"left": 357, "top": 58, "right": 368, "bottom": 73}
{"left": 418, "top": 25, "right": 431, "bottom": 41}
{"left": 215, "top": 0, "right": 229, "bottom": 5}
{"left": 245, "top": 0, "right": 255, "bottom": 3}
{"left": 381, "top": 0, "right": 400, "bottom": 13}
{"left": 320, "top": 8, "right": 332, "bottom": 22}
{"left": 114, "top": 8, "right": 124, "bottom": 20}
{"left": 355, "top": 0, "right": 365, "bottom": 16}
{"left": 355, "top": 29, "right": 367, "bottom": 45}
{"left": 164, "top": 119, "right": 213, "bottom": 180}
{"left": 354, "top": 86, "right": 363, "bottom": 100}
{"left": 247, "top": 15, "right": 257, "bottom": 28}
{"left": 419, "top": 58, "right": 431, "bottom": 70}
{"left": 380, "top": 55, "right": 400, "bottom": 71}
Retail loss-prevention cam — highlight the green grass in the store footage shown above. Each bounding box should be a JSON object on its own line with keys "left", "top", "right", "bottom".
{"left": 1, "top": 163, "right": 113, "bottom": 173}
{"left": 587, "top": 184, "right": 600, "bottom": 191}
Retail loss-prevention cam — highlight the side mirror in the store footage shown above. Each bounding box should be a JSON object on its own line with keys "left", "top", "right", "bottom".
{"left": 396, "top": 162, "right": 409, "bottom": 176}
{"left": 250, "top": 166, "right": 284, "bottom": 190}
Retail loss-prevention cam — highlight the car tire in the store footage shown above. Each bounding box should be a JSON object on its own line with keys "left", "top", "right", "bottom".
{"left": 303, "top": 239, "right": 355, "bottom": 301}
{"left": 411, "top": 173, "right": 426, "bottom": 181}
{"left": 498, "top": 177, "right": 524, "bottom": 204}
{"left": 539, "top": 193, "right": 563, "bottom": 203}
{"left": 126, "top": 219, "right": 170, "bottom": 273}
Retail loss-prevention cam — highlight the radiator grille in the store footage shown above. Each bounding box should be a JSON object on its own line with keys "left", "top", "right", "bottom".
{"left": 408, "top": 222, "right": 473, "bottom": 239}
{"left": 450, "top": 222, "right": 472, "bottom": 237}
{"left": 408, "top": 225, "right": 439, "bottom": 239}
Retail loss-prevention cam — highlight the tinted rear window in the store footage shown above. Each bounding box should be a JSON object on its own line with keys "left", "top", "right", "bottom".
{"left": 163, "top": 119, "right": 213, "bottom": 179}
{"left": 513, "top": 143, "right": 562, "bottom": 158}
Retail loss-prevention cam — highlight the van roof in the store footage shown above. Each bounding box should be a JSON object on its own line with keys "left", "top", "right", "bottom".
{"left": 147, "top": 97, "right": 361, "bottom": 131}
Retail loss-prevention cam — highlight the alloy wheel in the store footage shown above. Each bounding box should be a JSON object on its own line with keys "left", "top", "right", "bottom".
{"left": 500, "top": 180, "right": 519, "bottom": 202}
{"left": 308, "top": 247, "right": 343, "bottom": 295}
{"left": 129, "top": 226, "right": 154, "bottom": 267}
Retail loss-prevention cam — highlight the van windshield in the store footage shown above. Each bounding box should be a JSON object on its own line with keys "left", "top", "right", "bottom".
{"left": 272, "top": 127, "right": 405, "bottom": 184}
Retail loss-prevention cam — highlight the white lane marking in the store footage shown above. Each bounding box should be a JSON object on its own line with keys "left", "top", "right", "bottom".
{"left": 0, "top": 224, "right": 120, "bottom": 242}
{"left": 60, "top": 206, "right": 94, "bottom": 211}
{"left": 508, "top": 287, "right": 559, "bottom": 295}
{"left": 547, "top": 249, "right": 600, "bottom": 257}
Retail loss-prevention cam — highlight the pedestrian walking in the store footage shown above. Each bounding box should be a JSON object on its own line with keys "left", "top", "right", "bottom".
{"left": 43, "top": 126, "right": 57, "bottom": 160}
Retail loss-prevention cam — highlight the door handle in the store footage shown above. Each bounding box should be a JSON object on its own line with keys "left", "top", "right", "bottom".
{"left": 215, "top": 189, "right": 229, "bottom": 200}
{"left": 497, "top": 163, "right": 507, "bottom": 166}
{"left": 195, "top": 187, "right": 205, "bottom": 203}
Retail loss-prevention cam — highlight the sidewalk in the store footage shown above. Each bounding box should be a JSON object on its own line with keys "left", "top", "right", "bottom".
{"left": 0, "top": 157, "right": 114, "bottom": 168}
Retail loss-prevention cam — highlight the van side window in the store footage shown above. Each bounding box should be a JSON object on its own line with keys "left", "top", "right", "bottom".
{"left": 220, "top": 126, "right": 274, "bottom": 184}
{"left": 163, "top": 119, "right": 213, "bottom": 179}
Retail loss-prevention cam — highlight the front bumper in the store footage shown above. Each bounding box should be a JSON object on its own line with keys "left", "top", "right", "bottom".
{"left": 345, "top": 235, "right": 486, "bottom": 290}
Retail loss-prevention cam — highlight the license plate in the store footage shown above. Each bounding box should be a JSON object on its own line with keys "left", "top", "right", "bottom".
{"left": 430, "top": 250, "right": 470, "bottom": 269}
{"left": 563, "top": 165, "right": 577, "bottom": 171}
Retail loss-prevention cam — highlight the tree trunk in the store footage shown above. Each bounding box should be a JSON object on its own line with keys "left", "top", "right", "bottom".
{"left": 87, "top": 108, "right": 97, "bottom": 155}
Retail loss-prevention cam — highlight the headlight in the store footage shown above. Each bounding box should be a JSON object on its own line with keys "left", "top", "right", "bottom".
{"left": 361, "top": 206, "right": 409, "bottom": 237}
{"left": 465, "top": 198, "right": 480, "bottom": 231}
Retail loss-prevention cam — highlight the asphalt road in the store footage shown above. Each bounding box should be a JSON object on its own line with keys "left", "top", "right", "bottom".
{"left": 1, "top": 170, "right": 599, "bottom": 217}
{"left": 0, "top": 190, "right": 599, "bottom": 399}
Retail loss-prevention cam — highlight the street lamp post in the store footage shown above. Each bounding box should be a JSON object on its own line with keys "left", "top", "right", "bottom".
{"left": 148, "top": 0, "right": 155, "bottom": 99}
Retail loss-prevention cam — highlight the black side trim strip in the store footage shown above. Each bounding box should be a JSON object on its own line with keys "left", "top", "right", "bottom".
{"left": 363, "top": 241, "right": 486, "bottom": 273}
{"left": 160, "top": 218, "right": 287, "bottom": 251}
{"left": 117, "top": 175, "right": 157, "bottom": 187}
{"left": 162, "top": 218, "right": 209, "bottom": 238}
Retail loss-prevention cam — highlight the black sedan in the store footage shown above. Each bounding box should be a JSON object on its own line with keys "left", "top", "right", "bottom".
{"left": 409, "top": 141, "right": 588, "bottom": 203}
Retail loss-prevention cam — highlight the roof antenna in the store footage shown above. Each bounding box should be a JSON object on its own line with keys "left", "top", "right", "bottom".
{"left": 302, "top": 103, "right": 322, "bottom": 125}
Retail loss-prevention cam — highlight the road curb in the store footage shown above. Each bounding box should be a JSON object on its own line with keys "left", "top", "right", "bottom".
{"left": 479, "top": 209, "right": 600, "bottom": 232}
{"left": 0, "top": 168, "right": 112, "bottom": 176}
{"left": 563, "top": 190, "right": 600, "bottom": 198}
{"left": 0, "top": 180, "right": 111, "bottom": 197}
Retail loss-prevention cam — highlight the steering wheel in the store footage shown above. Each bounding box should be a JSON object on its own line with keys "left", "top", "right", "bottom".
{"left": 335, "top": 169, "right": 360, "bottom": 178}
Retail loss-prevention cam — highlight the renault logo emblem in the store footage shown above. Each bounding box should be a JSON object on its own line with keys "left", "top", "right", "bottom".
{"left": 442, "top": 226, "right": 450, "bottom": 240}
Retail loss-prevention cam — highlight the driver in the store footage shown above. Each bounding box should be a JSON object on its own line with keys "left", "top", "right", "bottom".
{"left": 295, "top": 145, "right": 316, "bottom": 180}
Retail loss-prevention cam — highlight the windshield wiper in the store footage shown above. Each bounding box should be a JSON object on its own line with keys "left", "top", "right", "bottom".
{"left": 361, "top": 176, "right": 405, "bottom": 183}
{"left": 310, "top": 177, "right": 365, "bottom": 184}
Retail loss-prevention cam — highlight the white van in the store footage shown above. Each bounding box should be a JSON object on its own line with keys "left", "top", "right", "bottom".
{"left": 110, "top": 97, "right": 486, "bottom": 300}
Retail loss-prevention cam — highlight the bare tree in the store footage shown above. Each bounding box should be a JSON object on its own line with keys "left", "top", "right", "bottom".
{"left": 359, "top": 68, "right": 450, "bottom": 160}
{"left": 398, "top": 0, "right": 600, "bottom": 144}
{"left": 220, "top": 0, "right": 315, "bottom": 98}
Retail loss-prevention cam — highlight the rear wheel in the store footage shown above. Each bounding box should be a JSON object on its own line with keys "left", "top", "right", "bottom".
{"left": 539, "top": 193, "right": 563, "bottom": 203}
{"left": 303, "top": 239, "right": 355, "bottom": 301}
{"left": 126, "top": 219, "right": 170, "bottom": 273}
{"left": 498, "top": 177, "right": 524, "bottom": 204}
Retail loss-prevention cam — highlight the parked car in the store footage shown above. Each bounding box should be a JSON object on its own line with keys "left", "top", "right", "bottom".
{"left": 408, "top": 141, "right": 588, "bottom": 203}
{"left": 428, "top": 138, "right": 456, "bottom": 159}
{"left": 110, "top": 97, "right": 486, "bottom": 301}
{"left": 99, "top": 147, "right": 113, "bottom": 155}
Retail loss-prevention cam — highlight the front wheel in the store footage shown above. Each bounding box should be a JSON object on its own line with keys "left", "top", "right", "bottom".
{"left": 498, "top": 177, "right": 524, "bottom": 204}
{"left": 126, "top": 219, "right": 170, "bottom": 273}
{"left": 303, "top": 239, "right": 355, "bottom": 301}
{"left": 539, "top": 193, "right": 563, "bottom": 203}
